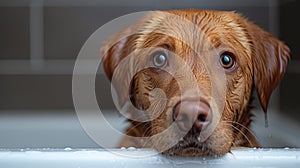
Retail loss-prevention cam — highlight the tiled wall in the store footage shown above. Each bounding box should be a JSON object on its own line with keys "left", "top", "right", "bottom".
{"left": 1, "top": 0, "right": 297, "bottom": 118}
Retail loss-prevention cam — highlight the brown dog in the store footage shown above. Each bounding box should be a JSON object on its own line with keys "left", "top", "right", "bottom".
{"left": 101, "top": 9, "right": 290, "bottom": 156}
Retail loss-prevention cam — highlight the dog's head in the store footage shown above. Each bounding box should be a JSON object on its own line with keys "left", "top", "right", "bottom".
{"left": 101, "top": 9, "right": 290, "bottom": 156}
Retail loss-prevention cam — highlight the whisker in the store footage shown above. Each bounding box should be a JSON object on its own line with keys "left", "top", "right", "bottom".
{"left": 223, "top": 123, "right": 254, "bottom": 147}
{"left": 222, "top": 120, "right": 258, "bottom": 141}
{"left": 143, "top": 126, "right": 153, "bottom": 136}
{"left": 151, "top": 128, "right": 176, "bottom": 150}
{"left": 126, "top": 122, "right": 148, "bottom": 134}
{"left": 148, "top": 96, "right": 170, "bottom": 100}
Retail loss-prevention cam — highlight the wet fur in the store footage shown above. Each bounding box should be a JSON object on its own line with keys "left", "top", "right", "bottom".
{"left": 101, "top": 9, "right": 290, "bottom": 156}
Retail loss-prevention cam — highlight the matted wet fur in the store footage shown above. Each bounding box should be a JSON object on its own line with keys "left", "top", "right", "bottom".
{"left": 101, "top": 9, "right": 290, "bottom": 156}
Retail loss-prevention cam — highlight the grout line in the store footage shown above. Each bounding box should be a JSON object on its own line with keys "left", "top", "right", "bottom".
{"left": 268, "top": 0, "right": 279, "bottom": 36}
{"left": 0, "top": 60, "right": 103, "bottom": 75}
{"left": 30, "top": 0, "right": 44, "bottom": 70}
{"left": 0, "top": 59, "right": 299, "bottom": 75}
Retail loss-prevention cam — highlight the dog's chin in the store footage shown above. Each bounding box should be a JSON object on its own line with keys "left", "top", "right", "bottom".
{"left": 161, "top": 131, "right": 232, "bottom": 156}
{"left": 173, "top": 148, "right": 210, "bottom": 156}
{"left": 161, "top": 140, "right": 211, "bottom": 156}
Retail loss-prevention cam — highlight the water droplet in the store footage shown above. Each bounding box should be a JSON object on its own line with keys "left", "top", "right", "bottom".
{"left": 120, "top": 147, "right": 126, "bottom": 150}
{"left": 64, "top": 147, "right": 72, "bottom": 151}
{"left": 284, "top": 147, "right": 290, "bottom": 150}
{"left": 127, "top": 147, "right": 136, "bottom": 150}
{"left": 197, "top": 137, "right": 201, "bottom": 142}
{"left": 264, "top": 113, "right": 269, "bottom": 128}
{"left": 202, "top": 157, "right": 206, "bottom": 161}
{"left": 179, "top": 137, "right": 184, "bottom": 141}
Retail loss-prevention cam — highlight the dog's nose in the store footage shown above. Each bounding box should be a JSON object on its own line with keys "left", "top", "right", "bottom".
{"left": 173, "top": 100, "right": 211, "bottom": 132}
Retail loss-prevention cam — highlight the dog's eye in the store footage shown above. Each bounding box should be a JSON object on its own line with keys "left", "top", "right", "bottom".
{"left": 220, "top": 52, "right": 236, "bottom": 69}
{"left": 151, "top": 51, "right": 168, "bottom": 67}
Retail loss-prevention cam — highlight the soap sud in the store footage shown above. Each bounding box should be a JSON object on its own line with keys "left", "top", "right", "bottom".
{"left": 284, "top": 147, "right": 290, "bottom": 150}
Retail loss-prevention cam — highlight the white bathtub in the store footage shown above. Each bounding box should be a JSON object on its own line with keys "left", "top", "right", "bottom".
{"left": 0, "top": 148, "right": 300, "bottom": 168}
{"left": 1, "top": 109, "right": 300, "bottom": 167}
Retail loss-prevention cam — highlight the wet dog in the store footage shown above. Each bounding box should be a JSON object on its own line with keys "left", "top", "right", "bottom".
{"left": 101, "top": 9, "right": 290, "bottom": 156}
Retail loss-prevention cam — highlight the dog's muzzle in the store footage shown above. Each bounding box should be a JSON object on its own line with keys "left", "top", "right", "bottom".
{"left": 172, "top": 99, "right": 211, "bottom": 133}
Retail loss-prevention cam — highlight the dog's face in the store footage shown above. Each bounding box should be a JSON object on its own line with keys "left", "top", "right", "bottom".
{"left": 102, "top": 9, "right": 290, "bottom": 156}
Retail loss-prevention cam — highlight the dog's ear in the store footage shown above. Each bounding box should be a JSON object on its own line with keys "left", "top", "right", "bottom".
{"left": 243, "top": 18, "right": 290, "bottom": 112}
{"left": 101, "top": 27, "right": 135, "bottom": 80}
{"left": 101, "top": 26, "right": 138, "bottom": 107}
